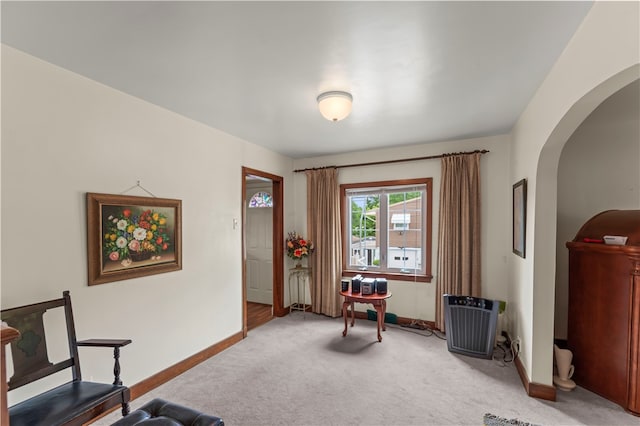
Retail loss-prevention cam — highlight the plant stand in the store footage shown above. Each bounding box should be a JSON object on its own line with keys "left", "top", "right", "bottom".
{"left": 288, "top": 267, "right": 312, "bottom": 316}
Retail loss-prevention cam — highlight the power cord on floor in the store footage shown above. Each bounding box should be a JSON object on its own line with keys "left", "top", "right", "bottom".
{"left": 385, "top": 319, "right": 447, "bottom": 340}
{"left": 492, "top": 341, "right": 514, "bottom": 366}
{"left": 386, "top": 319, "right": 516, "bottom": 368}
{"left": 385, "top": 323, "right": 431, "bottom": 337}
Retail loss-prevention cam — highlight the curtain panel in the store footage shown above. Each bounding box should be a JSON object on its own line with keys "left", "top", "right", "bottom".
{"left": 305, "top": 168, "right": 342, "bottom": 317}
{"left": 435, "top": 152, "right": 482, "bottom": 332}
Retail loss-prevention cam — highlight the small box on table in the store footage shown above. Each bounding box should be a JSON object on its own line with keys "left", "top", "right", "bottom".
{"left": 361, "top": 278, "right": 376, "bottom": 295}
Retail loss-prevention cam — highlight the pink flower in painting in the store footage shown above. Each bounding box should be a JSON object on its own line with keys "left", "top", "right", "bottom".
{"left": 128, "top": 239, "right": 140, "bottom": 252}
{"left": 109, "top": 251, "right": 119, "bottom": 261}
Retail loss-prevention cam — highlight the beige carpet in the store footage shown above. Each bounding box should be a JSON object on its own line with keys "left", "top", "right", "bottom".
{"left": 96, "top": 313, "right": 636, "bottom": 425}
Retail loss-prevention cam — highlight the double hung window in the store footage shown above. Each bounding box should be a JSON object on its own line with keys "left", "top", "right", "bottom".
{"left": 341, "top": 178, "right": 432, "bottom": 282}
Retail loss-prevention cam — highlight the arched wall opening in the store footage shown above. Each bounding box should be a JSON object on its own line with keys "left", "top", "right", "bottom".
{"left": 531, "top": 65, "right": 639, "bottom": 387}
{"left": 554, "top": 79, "right": 640, "bottom": 341}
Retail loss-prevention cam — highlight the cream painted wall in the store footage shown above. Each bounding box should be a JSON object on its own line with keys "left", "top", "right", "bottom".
{"left": 555, "top": 80, "right": 640, "bottom": 340}
{"left": 1, "top": 45, "right": 295, "bottom": 404}
{"left": 510, "top": 1, "right": 639, "bottom": 386}
{"left": 3, "top": 0, "right": 639, "bottom": 407}
{"left": 293, "top": 134, "right": 511, "bottom": 322}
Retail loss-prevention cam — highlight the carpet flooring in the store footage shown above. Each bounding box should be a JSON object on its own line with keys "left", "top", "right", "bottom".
{"left": 95, "top": 313, "right": 636, "bottom": 425}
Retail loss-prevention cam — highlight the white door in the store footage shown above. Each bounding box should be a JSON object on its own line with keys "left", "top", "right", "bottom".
{"left": 246, "top": 182, "right": 273, "bottom": 304}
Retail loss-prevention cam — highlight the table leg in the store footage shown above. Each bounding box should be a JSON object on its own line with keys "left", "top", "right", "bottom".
{"left": 342, "top": 300, "right": 350, "bottom": 337}
{"left": 300, "top": 275, "right": 306, "bottom": 316}
{"left": 374, "top": 303, "right": 384, "bottom": 342}
{"left": 350, "top": 301, "right": 356, "bottom": 327}
{"left": 382, "top": 299, "right": 387, "bottom": 331}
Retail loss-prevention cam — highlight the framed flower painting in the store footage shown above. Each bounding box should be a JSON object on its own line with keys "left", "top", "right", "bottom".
{"left": 87, "top": 192, "right": 182, "bottom": 285}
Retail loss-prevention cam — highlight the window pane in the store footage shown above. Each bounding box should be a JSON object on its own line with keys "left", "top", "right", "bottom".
{"left": 348, "top": 194, "right": 379, "bottom": 270}
{"left": 248, "top": 191, "right": 273, "bottom": 208}
{"left": 386, "top": 191, "right": 422, "bottom": 272}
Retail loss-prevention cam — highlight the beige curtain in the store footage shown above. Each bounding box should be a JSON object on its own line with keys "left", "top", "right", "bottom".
{"left": 305, "top": 168, "right": 342, "bottom": 317}
{"left": 435, "top": 152, "right": 482, "bottom": 331}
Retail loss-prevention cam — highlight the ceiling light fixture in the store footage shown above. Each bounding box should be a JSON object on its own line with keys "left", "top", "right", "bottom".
{"left": 317, "top": 91, "right": 353, "bottom": 122}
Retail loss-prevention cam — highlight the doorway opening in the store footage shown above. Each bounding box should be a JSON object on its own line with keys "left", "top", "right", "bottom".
{"left": 242, "top": 167, "right": 285, "bottom": 337}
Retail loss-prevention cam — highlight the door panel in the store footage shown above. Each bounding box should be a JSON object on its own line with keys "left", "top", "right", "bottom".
{"left": 246, "top": 184, "right": 273, "bottom": 304}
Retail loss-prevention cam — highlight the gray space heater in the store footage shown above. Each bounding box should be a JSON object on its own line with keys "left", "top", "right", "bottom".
{"left": 443, "top": 294, "right": 499, "bottom": 359}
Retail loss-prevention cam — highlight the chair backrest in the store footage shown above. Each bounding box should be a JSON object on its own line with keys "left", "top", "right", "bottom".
{"left": 1, "top": 291, "right": 81, "bottom": 391}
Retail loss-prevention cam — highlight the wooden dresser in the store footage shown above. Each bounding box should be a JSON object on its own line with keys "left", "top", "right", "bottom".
{"left": 566, "top": 210, "right": 640, "bottom": 415}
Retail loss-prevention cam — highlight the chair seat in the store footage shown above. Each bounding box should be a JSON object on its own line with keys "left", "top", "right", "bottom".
{"left": 111, "top": 398, "right": 224, "bottom": 426}
{"left": 10, "top": 381, "right": 128, "bottom": 426}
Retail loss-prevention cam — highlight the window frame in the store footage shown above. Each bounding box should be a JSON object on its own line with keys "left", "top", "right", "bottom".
{"left": 340, "top": 178, "right": 433, "bottom": 283}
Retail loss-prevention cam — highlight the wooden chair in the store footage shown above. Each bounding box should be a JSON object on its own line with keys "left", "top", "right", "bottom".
{"left": 1, "top": 291, "right": 131, "bottom": 426}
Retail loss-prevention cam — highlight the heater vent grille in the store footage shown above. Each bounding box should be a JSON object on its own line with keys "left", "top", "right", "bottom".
{"left": 443, "top": 295, "right": 499, "bottom": 359}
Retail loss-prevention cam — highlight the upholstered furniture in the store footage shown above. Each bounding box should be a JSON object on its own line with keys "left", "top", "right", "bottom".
{"left": 111, "top": 398, "right": 224, "bottom": 426}
{"left": 1, "top": 291, "right": 131, "bottom": 426}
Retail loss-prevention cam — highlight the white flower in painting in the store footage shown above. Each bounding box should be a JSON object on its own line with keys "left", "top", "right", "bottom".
{"left": 116, "top": 236, "right": 127, "bottom": 248}
{"left": 108, "top": 215, "right": 114, "bottom": 220}
{"left": 133, "top": 227, "right": 147, "bottom": 241}
{"left": 117, "top": 219, "right": 128, "bottom": 231}
{"left": 121, "top": 258, "right": 132, "bottom": 267}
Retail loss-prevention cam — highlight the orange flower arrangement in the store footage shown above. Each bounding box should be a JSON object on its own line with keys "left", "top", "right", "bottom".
{"left": 285, "top": 231, "right": 314, "bottom": 260}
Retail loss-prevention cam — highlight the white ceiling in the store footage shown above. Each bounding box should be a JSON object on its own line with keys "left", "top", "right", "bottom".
{"left": 1, "top": 1, "right": 594, "bottom": 158}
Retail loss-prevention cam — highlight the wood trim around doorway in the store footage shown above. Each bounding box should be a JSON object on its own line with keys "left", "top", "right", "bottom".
{"left": 242, "top": 167, "right": 285, "bottom": 338}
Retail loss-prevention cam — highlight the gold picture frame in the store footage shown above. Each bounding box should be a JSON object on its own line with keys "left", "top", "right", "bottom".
{"left": 87, "top": 192, "right": 182, "bottom": 285}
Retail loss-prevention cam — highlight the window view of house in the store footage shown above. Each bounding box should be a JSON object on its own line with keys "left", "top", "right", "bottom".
{"left": 343, "top": 180, "right": 430, "bottom": 276}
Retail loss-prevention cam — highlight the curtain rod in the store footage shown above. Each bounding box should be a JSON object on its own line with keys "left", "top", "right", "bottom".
{"left": 293, "top": 149, "right": 489, "bottom": 173}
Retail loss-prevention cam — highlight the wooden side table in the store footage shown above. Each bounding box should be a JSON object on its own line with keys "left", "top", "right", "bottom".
{"left": 289, "top": 267, "right": 312, "bottom": 315}
{"left": 340, "top": 290, "right": 392, "bottom": 342}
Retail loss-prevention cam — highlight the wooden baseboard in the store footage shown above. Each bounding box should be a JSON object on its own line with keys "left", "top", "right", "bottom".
{"left": 130, "top": 331, "right": 243, "bottom": 399}
{"left": 514, "top": 352, "right": 556, "bottom": 401}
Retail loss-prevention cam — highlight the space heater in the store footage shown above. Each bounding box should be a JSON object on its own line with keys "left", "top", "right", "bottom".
{"left": 443, "top": 294, "right": 499, "bottom": 359}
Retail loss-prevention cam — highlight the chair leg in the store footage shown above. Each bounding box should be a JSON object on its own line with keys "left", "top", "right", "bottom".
{"left": 121, "top": 402, "right": 130, "bottom": 416}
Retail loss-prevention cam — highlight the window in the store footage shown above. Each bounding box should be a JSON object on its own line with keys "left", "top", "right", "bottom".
{"left": 341, "top": 178, "right": 432, "bottom": 282}
{"left": 248, "top": 191, "right": 273, "bottom": 208}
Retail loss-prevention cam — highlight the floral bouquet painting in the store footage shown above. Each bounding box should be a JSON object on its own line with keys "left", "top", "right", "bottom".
{"left": 286, "top": 231, "right": 314, "bottom": 266}
{"left": 102, "top": 205, "right": 174, "bottom": 269}
{"left": 87, "top": 192, "right": 182, "bottom": 285}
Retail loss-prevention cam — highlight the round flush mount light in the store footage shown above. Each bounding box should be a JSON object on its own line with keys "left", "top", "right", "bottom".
{"left": 317, "top": 91, "right": 353, "bottom": 122}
